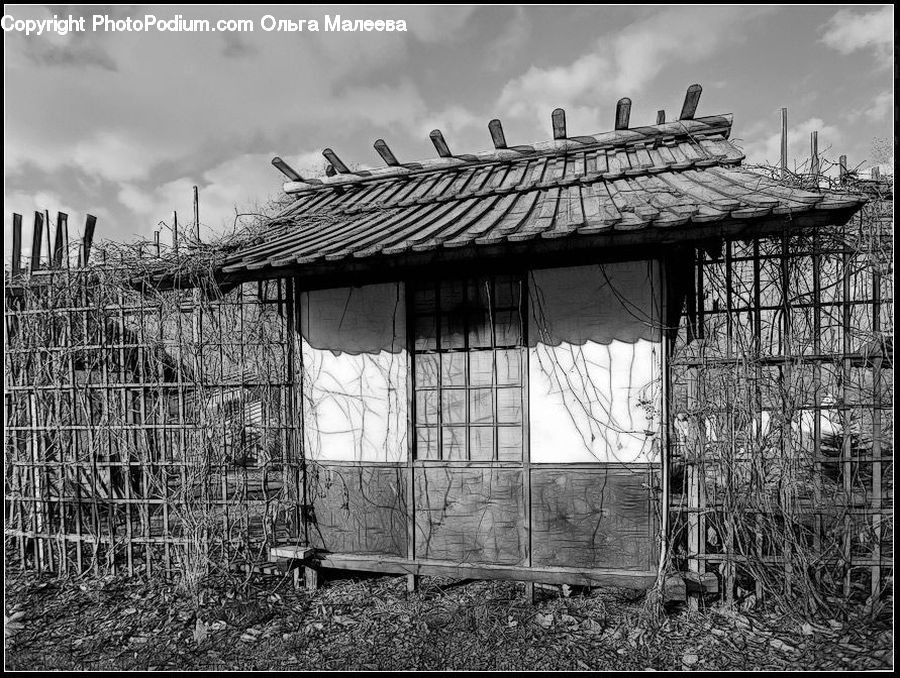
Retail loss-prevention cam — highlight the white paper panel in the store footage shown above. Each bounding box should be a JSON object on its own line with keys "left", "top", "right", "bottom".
{"left": 301, "top": 283, "right": 407, "bottom": 462}
{"left": 528, "top": 262, "right": 662, "bottom": 464}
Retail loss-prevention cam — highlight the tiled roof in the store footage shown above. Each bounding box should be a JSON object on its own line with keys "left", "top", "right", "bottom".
{"left": 220, "top": 112, "right": 865, "bottom": 279}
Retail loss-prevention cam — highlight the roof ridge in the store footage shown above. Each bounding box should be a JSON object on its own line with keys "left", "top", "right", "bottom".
{"left": 279, "top": 114, "right": 734, "bottom": 195}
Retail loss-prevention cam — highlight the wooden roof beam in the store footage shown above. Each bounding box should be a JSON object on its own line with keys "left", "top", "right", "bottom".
{"left": 615, "top": 98, "right": 632, "bottom": 130}
{"left": 430, "top": 129, "right": 452, "bottom": 158}
{"left": 552, "top": 108, "right": 566, "bottom": 139}
{"left": 680, "top": 84, "right": 702, "bottom": 120}
{"left": 322, "top": 148, "right": 351, "bottom": 174}
{"left": 374, "top": 139, "right": 400, "bottom": 166}
{"left": 271, "top": 157, "right": 305, "bottom": 182}
{"left": 488, "top": 119, "right": 507, "bottom": 149}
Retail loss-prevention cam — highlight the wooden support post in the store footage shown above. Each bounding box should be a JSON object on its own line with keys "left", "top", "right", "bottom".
{"left": 193, "top": 185, "right": 200, "bottom": 243}
{"left": 406, "top": 574, "right": 419, "bottom": 593}
{"left": 322, "top": 148, "right": 350, "bottom": 174}
{"left": 304, "top": 565, "right": 319, "bottom": 590}
{"left": 79, "top": 214, "right": 96, "bottom": 268}
{"left": 52, "top": 212, "right": 66, "bottom": 269}
{"left": 685, "top": 364, "right": 704, "bottom": 610}
{"left": 780, "top": 108, "right": 788, "bottom": 180}
{"left": 839, "top": 155, "right": 847, "bottom": 186}
{"left": 374, "top": 139, "right": 400, "bottom": 166}
{"left": 524, "top": 581, "right": 536, "bottom": 604}
{"left": 810, "top": 131, "right": 819, "bottom": 182}
{"left": 488, "top": 119, "right": 507, "bottom": 150}
{"left": 11, "top": 213, "right": 23, "bottom": 276}
{"left": 172, "top": 211, "right": 179, "bottom": 253}
{"left": 29, "top": 211, "right": 44, "bottom": 272}
{"left": 430, "top": 129, "right": 453, "bottom": 158}
{"left": 292, "top": 564, "right": 302, "bottom": 590}
{"left": 680, "top": 84, "right": 702, "bottom": 120}
{"left": 656, "top": 109, "right": 665, "bottom": 125}
{"left": 551, "top": 108, "right": 566, "bottom": 140}
{"left": 271, "top": 157, "right": 305, "bottom": 182}
{"left": 615, "top": 98, "right": 632, "bottom": 130}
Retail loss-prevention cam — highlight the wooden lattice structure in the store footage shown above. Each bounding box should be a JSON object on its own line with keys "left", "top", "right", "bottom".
{"left": 5, "top": 258, "right": 301, "bottom": 577}
{"left": 669, "top": 180, "right": 893, "bottom": 607}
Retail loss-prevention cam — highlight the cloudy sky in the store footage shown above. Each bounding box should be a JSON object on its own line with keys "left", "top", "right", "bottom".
{"left": 3, "top": 4, "right": 893, "bottom": 262}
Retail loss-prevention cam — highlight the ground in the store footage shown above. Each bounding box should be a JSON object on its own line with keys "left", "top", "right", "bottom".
{"left": 4, "top": 568, "right": 893, "bottom": 671}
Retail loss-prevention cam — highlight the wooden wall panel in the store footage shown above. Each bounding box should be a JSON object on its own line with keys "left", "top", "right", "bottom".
{"left": 414, "top": 466, "right": 525, "bottom": 565}
{"left": 307, "top": 464, "right": 407, "bottom": 557}
{"left": 531, "top": 467, "right": 656, "bottom": 571}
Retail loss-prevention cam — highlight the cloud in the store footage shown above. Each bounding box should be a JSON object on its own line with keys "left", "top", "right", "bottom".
{"left": 497, "top": 6, "right": 773, "bottom": 128}
{"left": 116, "top": 151, "right": 324, "bottom": 242}
{"left": 820, "top": 7, "right": 893, "bottom": 60}
{"left": 485, "top": 8, "right": 531, "bottom": 71}
{"left": 845, "top": 90, "right": 892, "bottom": 123}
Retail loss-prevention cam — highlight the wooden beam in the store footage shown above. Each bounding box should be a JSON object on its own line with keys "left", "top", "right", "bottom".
{"left": 154, "top": 229, "right": 161, "bottom": 257}
{"left": 488, "top": 119, "right": 507, "bottom": 149}
{"left": 11, "top": 213, "right": 23, "bottom": 276}
{"left": 615, "top": 98, "right": 632, "bottom": 130}
{"left": 269, "top": 545, "right": 315, "bottom": 560}
{"left": 374, "top": 139, "right": 400, "bottom": 166}
{"left": 322, "top": 148, "right": 351, "bottom": 174}
{"left": 312, "top": 553, "right": 659, "bottom": 589}
{"left": 79, "top": 214, "right": 97, "bottom": 267}
{"left": 271, "top": 157, "right": 305, "bottom": 182}
{"left": 780, "top": 108, "right": 788, "bottom": 179}
{"left": 429, "top": 129, "right": 452, "bottom": 158}
{"left": 172, "top": 211, "right": 179, "bottom": 253}
{"left": 679, "top": 84, "right": 702, "bottom": 120}
{"left": 52, "top": 212, "right": 67, "bottom": 269}
{"left": 810, "top": 131, "right": 819, "bottom": 180}
{"left": 29, "top": 211, "right": 43, "bottom": 272}
{"left": 656, "top": 110, "right": 665, "bottom": 125}
{"left": 43, "top": 210, "right": 53, "bottom": 265}
{"left": 193, "top": 185, "right": 200, "bottom": 242}
{"left": 839, "top": 154, "right": 847, "bottom": 185}
{"left": 551, "top": 108, "right": 566, "bottom": 140}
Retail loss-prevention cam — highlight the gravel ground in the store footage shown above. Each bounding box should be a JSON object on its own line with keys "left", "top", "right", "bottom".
{"left": 4, "top": 569, "right": 893, "bottom": 671}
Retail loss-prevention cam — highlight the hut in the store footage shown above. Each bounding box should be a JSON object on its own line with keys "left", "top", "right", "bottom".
{"left": 5, "top": 85, "right": 891, "bottom": 605}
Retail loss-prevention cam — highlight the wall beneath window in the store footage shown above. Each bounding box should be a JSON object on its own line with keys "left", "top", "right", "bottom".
{"left": 300, "top": 282, "right": 408, "bottom": 463}
{"left": 528, "top": 261, "right": 662, "bottom": 464}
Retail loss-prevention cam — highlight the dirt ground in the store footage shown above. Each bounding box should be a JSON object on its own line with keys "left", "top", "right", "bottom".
{"left": 4, "top": 568, "right": 893, "bottom": 671}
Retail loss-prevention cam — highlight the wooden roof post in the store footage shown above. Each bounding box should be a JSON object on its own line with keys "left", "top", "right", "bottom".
{"left": 615, "top": 98, "right": 632, "bottom": 130}
{"left": 680, "top": 84, "right": 702, "bottom": 120}
{"left": 11, "top": 213, "right": 22, "bottom": 276}
{"left": 780, "top": 108, "right": 788, "bottom": 180}
{"left": 30, "top": 211, "right": 43, "bottom": 272}
{"left": 172, "top": 211, "right": 179, "bottom": 254}
{"left": 430, "top": 129, "right": 452, "bottom": 158}
{"left": 154, "top": 229, "right": 161, "bottom": 257}
{"left": 374, "top": 139, "right": 400, "bottom": 166}
{"left": 322, "top": 148, "right": 351, "bottom": 174}
{"left": 839, "top": 154, "right": 847, "bottom": 186}
{"left": 551, "top": 108, "right": 566, "bottom": 139}
{"left": 656, "top": 110, "right": 666, "bottom": 125}
{"left": 271, "top": 157, "right": 305, "bottom": 182}
{"left": 488, "top": 119, "right": 507, "bottom": 149}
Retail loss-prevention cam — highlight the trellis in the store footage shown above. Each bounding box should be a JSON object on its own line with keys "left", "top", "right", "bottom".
{"left": 4, "top": 248, "right": 301, "bottom": 580}
{"left": 668, "top": 182, "right": 893, "bottom": 610}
